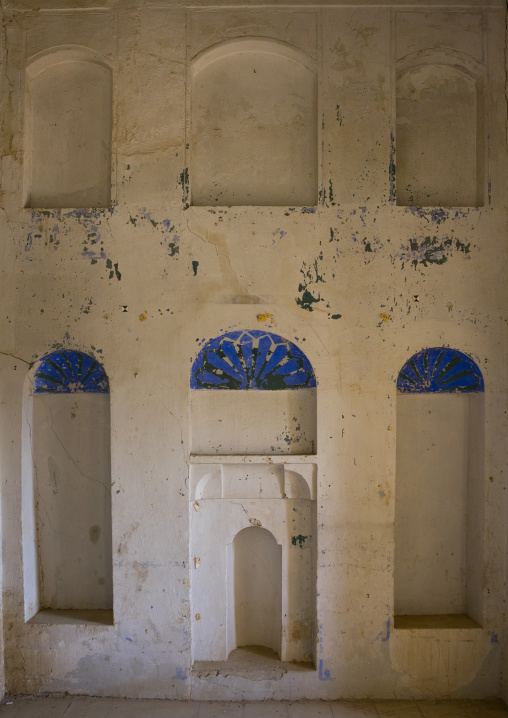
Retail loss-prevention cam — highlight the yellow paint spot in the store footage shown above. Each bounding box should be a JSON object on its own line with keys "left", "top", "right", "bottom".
{"left": 195, "top": 613, "right": 201, "bottom": 620}
{"left": 380, "top": 312, "right": 391, "bottom": 323}
{"left": 388, "top": 424, "right": 392, "bottom": 431}
{"left": 257, "top": 313, "right": 273, "bottom": 322}
{"left": 139, "top": 313, "right": 147, "bottom": 321}
{"left": 447, "top": 302, "right": 453, "bottom": 312}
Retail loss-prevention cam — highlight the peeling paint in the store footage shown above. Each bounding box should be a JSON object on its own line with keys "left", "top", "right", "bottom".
{"left": 392, "top": 235, "right": 472, "bottom": 270}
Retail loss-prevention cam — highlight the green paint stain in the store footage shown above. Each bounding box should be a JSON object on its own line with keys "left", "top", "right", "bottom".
{"left": 328, "top": 180, "right": 335, "bottom": 206}
{"left": 297, "top": 288, "right": 321, "bottom": 312}
{"left": 179, "top": 168, "right": 190, "bottom": 209}
{"left": 291, "top": 534, "right": 309, "bottom": 548}
{"left": 192, "top": 261, "right": 199, "bottom": 276}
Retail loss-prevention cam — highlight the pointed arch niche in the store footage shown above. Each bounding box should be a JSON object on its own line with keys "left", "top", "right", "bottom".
{"left": 22, "top": 350, "right": 113, "bottom": 625}
{"left": 396, "top": 51, "right": 485, "bottom": 207}
{"left": 190, "top": 39, "right": 317, "bottom": 206}
{"left": 190, "top": 330, "right": 316, "bottom": 670}
{"left": 394, "top": 347, "right": 485, "bottom": 628}
{"left": 24, "top": 48, "right": 113, "bottom": 208}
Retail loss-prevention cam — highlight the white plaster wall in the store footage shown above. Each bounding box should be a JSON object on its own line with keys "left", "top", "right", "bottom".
{"left": 0, "top": 0, "right": 506, "bottom": 704}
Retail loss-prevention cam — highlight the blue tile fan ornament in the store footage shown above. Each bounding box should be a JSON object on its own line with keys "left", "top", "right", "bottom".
{"left": 191, "top": 330, "right": 316, "bottom": 390}
{"left": 33, "top": 350, "right": 109, "bottom": 393}
{"left": 397, "top": 347, "right": 484, "bottom": 393}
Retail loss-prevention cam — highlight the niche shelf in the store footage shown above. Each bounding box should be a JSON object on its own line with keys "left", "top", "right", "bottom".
{"left": 22, "top": 350, "right": 113, "bottom": 623}
{"left": 394, "top": 614, "right": 481, "bottom": 630}
{"left": 29, "top": 609, "right": 113, "bottom": 627}
{"left": 394, "top": 347, "right": 485, "bottom": 628}
{"left": 190, "top": 39, "right": 317, "bottom": 207}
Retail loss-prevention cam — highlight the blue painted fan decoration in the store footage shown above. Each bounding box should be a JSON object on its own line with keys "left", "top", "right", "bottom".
{"left": 191, "top": 330, "right": 316, "bottom": 390}
{"left": 33, "top": 350, "right": 109, "bottom": 394}
{"left": 397, "top": 347, "right": 484, "bottom": 393}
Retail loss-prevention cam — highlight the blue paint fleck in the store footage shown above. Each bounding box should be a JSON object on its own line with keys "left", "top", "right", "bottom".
{"left": 373, "top": 619, "right": 390, "bottom": 643}
{"left": 319, "top": 659, "right": 332, "bottom": 681}
{"left": 173, "top": 667, "right": 187, "bottom": 680}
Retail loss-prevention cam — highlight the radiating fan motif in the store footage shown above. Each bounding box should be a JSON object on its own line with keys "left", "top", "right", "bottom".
{"left": 397, "top": 347, "right": 484, "bottom": 393}
{"left": 34, "top": 350, "right": 109, "bottom": 393}
{"left": 191, "top": 330, "right": 316, "bottom": 390}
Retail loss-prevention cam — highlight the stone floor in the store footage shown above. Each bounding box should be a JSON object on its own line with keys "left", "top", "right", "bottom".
{"left": 1, "top": 698, "right": 508, "bottom": 717}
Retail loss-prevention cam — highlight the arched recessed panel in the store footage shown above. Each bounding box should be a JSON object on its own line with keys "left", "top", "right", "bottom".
{"left": 190, "top": 331, "right": 316, "bottom": 454}
{"left": 396, "top": 59, "right": 483, "bottom": 207}
{"left": 397, "top": 347, "right": 484, "bottom": 394}
{"left": 26, "top": 50, "right": 112, "bottom": 208}
{"left": 232, "top": 527, "right": 282, "bottom": 656}
{"left": 191, "top": 39, "right": 317, "bottom": 206}
{"left": 25, "top": 349, "right": 112, "bottom": 617}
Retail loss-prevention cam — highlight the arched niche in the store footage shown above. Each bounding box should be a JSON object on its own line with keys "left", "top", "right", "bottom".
{"left": 24, "top": 47, "right": 113, "bottom": 208}
{"left": 22, "top": 349, "right": 113, "bottom": 623}
{"left": 396, "top": 50, "right": 484, "bottom": 207}
{"left": 227, "top": 527, "right": 282, "bottom": 658}
{"left": 190, "top": 330, "right": 317, "bottom": 455}
{"left": 190, "top": 38, "right": 317, "bottom": 206}
{"left": 394, "top": 347, "right": 484, "bottom": 624}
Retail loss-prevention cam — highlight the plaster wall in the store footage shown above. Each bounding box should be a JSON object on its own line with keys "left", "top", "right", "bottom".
{"left": 0, "top": 0, "right": 506, "bottom": 703}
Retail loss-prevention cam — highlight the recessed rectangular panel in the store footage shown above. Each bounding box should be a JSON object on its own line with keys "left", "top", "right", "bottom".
{"left": 395, "top": 394, "right": 469, "bottom": 615}
{"left": 32, "top": 393, "right": 112, "bottom": 610}
{"left": 190, "top": 389, "right": 316, "bottom": 455}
